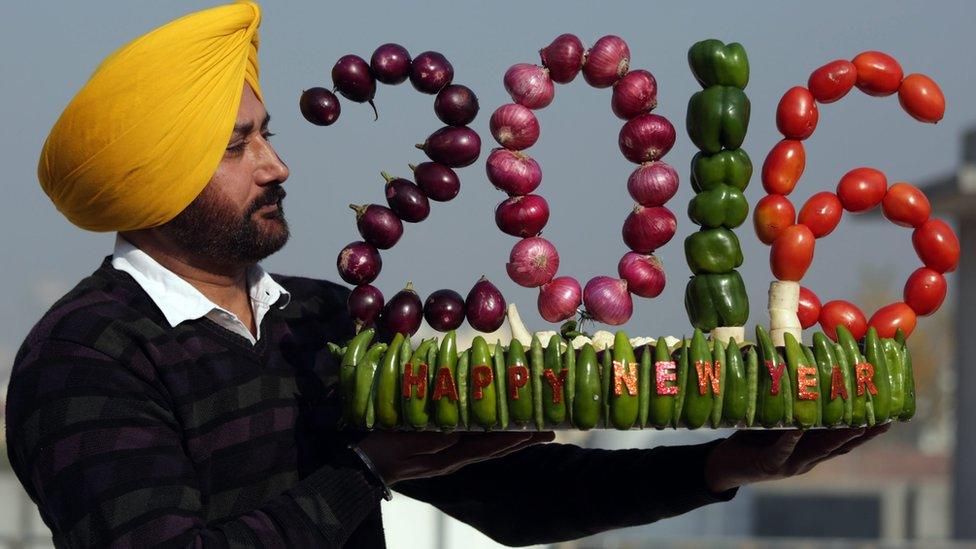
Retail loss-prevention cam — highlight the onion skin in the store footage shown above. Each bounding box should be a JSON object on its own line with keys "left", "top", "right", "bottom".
{"left": 370, "top": 43, "right": 411, "bottom": 85}
{"left": 348, "top": 284, "right": 385, "bottom": 327}
{"left": 485, "top": 148, "right": 542, "bottom": 195}
{"left": 466, "top": 277, "right": 507, "bottom": 333}
{"left": 627, "top": 162, "right": 679, "bottom": 206}
{"left": 351, "top": 203, "right": 403, "bottom": 249}
{"left": 418, "top": 126, "right": 481, "bottom": 168}
{"left": 582, "top": 35, "right": 630, "bottom": 88}
{"left": 583, "top": 276, "right": 633, "bottom": 326}
{"left": 539, "top": 33, "right": 585, "bottom": 84}
{"left": 337, "top": 241, "right": 382, "bottom": 285}
{"left": 495, "top": 194, "right": 550, "bottom": 237}
{"left": 503, "top": 64, "right": 555, "bottom": 110}
{"left": 434, "top": 84, "right": 480, "bottom": 127}
{"left": 611, "top": 70, "right": 658, "bottom": 120}
{"left": 299, "top": 88, "right": 341, "bottom": 126}
{"left": 538, "top": 276, "right": 582, "bottom": 323}
{"left": 622, "top": 205, "right": 677, "bottom": 253}
{"left": 490, "top": 104, "right": 540, "bottom": 150}
{"left": 506, "top": 236, "right": 560, "bottom": 288}
{"left": 423, "top": 289, "right": 466, "bottom": 332}
{"left": 617, "top": 252, "right": 666, "bottom": 298}
{"left": 409, "top": 51, "right": 454, "bottom": 94}
{"left": 411, "top": 162, "right": 460, "bottom": 202}
{"left": 618, "top": 113, "right": 676, "bottom": 164}
{"left": 382, "top": 283, "right": 423, "bottom": 336}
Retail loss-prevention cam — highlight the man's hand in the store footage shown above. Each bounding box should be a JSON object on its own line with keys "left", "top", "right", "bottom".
{"left": 703, "top": 424, "right": 889, "bottom": 493}
{"left": 356, "top": 431, "right": 555, "bottom": 486}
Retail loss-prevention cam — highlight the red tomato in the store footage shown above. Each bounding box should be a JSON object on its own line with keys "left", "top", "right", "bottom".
{"left": 776, "top": 87, "right": 819, "bottom": 140}
{"left": 852, "top": 51, "right": 904, "bottom": 97}
{"left": 762, "top": 140, "right": 806, "bottom": 195}
{"left": 754, "top": 194, "right": 796, "bottom": 245}
{"left": 882, "top": 182, "right": 931, "bottom": 228}
{"left": 904, "top": 267, "right": 947, "bottom": 316}
{"left": 819, "top": 300, "right": 867, "bottom": 341}
{"left": 868, "top": 302, "right": 917, "bottom": 339}
{"left": 797, "top": 286, "right": 822, "bottom": 329}
{"left": 808, "top": 60, "right": 857, "bottom": 103}
{"left": 912, "top": 218, "right": 960, "bottom": 273}
{"left": 798, "top": 191, "right": 843, "bottom": 238}
{"left": 836, "top": 167, "right": 887, "bottom": 213}
{"left": 898, "top": 73, "right": 946, "bottom": 123}
{"left": 770, "top": 224, "right": 816, "bottom": 281}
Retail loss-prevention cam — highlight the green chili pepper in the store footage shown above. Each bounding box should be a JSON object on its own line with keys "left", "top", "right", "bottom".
{"left": 745, "top": 346, "right": 759, "bottom": 427}
{"left": 688, "top": 39, "right": 750, "bottom": 89}
{"left": 831, "top": 342, "right": 854, "bottom": 426}
{"left": 354, "top": 343, "right": 387, "bottom": 429}
{"left": 530, "top": 334, "right": 545, "bottom": 430}
{"left": 684, "top": 228, "right": 744, "bottom": 275}
{"left": 402, "top": 338, "right": 436, "bottom": 430}
{"left": 638, "top": 342, "right": 653, "bottom": 428}
{"left": 900, "top": 339, "right": 916, "bottom": 421}
{"left": 340, "top": 328, "right": 375, "bottom": 426}
{"left": 864, "top": 327, "right": 892, "bottom": 423}
{"left": 690, "top": 149, "right": 753, "bottom": 193}
{"left": 457, "top": 349, "right": 470, "bottom": 429}
{"left": 801, "top": 344, "right": 822, "bottom": 426}
{"left": 780, "top": 347, "right": 794, "bottom": 426}
{"left": 688, "top": 185, "right": 749, "bottom": 229}
{"left": 646, "top": 339, "right": 676, "bottom": 428}
{"left": 686, "top": 85, "right": 751, "bottom": 154}
{"left": 493, "top": 340, "right": 509, "bottom": 429}
{"left": 573, "top": 343, "right": 601, "bottom": 430}
{"left": 784, "top": 333, "right": 818, "bottom": 429}
{"left": 813, "top": 332, "right": 844, "bottom": 427}
{"left": 376, "top": 333, "right": 405, "bottom": 429}
{"left": 684, "top": 271, "right": 749, "bottom": 332}
{"left": 836, "top": 325, "right": 867, "bottom": 426}
{"left": 756, "top": 325, "right": 786, "bottom": 428}
{"left": 609, "top": 331, "right": 639, "bottom": 430}
{"left": 506, "top": 339, "right": 533, "bottom": 425}
{"left": 469, "top": 336, "right": 497, "bottom": 430}
{"left": 601, "top": 346, "right": 612, "bottom": 428}
{"left": 542, "top": 336, "right": 568, "bottom": 427}
{"left": 682, "top": 329, "right": 714, "bottom": 429}
{"left": 710, "top": 337, "right": 728, "bottom": 428}
{"left": 672, "top": 339, "right": 690, "bottom": 428}
{"left": 564, "top": 341, "right": 576, "bottom": 426}
{"left": 327, "top": 342, "right": 346, "bottom": 362}
{"left": 722, "top": 338, "right": 747, "bottom": 426}
{"left": 883, "top": 338, "right": 905, "bottom": 419}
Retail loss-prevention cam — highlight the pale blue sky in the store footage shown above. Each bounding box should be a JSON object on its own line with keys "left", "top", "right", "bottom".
{"left": 2, "top": 1, "right": 974, "bottom": 375}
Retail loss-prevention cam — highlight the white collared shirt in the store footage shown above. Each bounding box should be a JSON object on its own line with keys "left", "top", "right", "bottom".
{"left": 110, "top": 234, "right": 291, "bottom": 345}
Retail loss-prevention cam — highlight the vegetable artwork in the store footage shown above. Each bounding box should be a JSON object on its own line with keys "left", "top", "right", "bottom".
{"left": 684, "top": 39, "right": 752, "bottom": 342}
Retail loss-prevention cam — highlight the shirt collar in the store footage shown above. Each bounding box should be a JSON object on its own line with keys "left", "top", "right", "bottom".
{"left": 110, "top": 234, "right": 291, "bottom": 328}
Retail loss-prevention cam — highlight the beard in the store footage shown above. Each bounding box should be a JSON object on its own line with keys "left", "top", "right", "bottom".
{"left": 160, "top": 183, "right": 289, "bottom": 266}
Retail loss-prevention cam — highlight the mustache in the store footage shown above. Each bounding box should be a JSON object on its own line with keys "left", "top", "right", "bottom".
{"left": 248, "top": 185, "right": 287, "bottom": 214}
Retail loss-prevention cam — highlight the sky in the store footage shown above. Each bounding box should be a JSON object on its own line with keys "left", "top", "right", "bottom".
{"left": 2, "top": 1, "right": 975, "bottom": 378}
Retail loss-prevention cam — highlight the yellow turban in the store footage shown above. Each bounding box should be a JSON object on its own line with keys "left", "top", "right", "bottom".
{"left": 38, "top": 1, "right": 263, "bottom": 232}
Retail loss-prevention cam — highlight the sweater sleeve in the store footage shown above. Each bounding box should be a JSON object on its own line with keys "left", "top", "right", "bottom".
{"left": 392, "top": 439, "right": 737, "bottom": 547}
{"left": 4, "top": 338, "right": 382, "bottom": 548}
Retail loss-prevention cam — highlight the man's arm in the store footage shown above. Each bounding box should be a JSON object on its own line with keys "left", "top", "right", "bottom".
{"left": 393, "top": 438, "right": 737, "bottom": 547}
{"left": 5, "top": 338, "right": 381, "bottom": 548}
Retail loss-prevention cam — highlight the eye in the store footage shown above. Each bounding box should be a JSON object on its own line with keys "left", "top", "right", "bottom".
{"left": 225, "top": 139, "right": 248, "bottom": 156}
{"left": 262, "top": 131, "right": 276, "bottom": 141}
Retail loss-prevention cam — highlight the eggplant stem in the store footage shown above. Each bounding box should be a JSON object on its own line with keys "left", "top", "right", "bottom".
{"left": 368, "top": 100, "right": 379, "bottom": 121}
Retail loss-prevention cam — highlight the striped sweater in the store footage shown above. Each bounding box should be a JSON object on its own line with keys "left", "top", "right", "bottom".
{"left": 6, "top": 257, "right": 735, "bottom": 547}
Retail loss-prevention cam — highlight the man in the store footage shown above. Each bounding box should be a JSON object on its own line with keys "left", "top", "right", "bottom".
{"left": 6, "top": 2, "right": 886, "bottom": 547}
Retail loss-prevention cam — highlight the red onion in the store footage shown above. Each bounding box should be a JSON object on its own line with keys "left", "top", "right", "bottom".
{"left": 466, "top": 276, "right": 507, "bottom": 332}
{"left": 538, "top": 276, "right": 582, "bottom": 323}
{"left": 348, "top": 284, "right": 385, "bottom": 327}
{"left": 370, "top": 43, "right": 411, "bottom": 85}
{"left": 622, "top": 205, "right": 677, "bottom": 253}
{"left": 382, "top": 172, "right": 430, "bottom": 223}
{"left": 409, "top": 51, "right": 454, "bottom": 94}
{"left": 583, "top": 276, "right": 633, "bottom": 326}
{"left": 410, "top": 162, "right": 460, "bottom": 202}
{"left": 299, "top": 88, "right": 341, "bottom": 126}
{"left": 381, "top": 282, "right": 423, "bottom": 336}
{"left": 337, "top": 241, "right": 382, "bottom": 285}
{"left": 627, "top": 162, "right": 679, "bottom": 206}
{"left": 495, "top": 194, "right": 549, "bottom": 237}
{"left": 503, "top": 64, "right": 555, "bottom": 110}
{"left": 417, "top": 126, "right": 481, "bottom": 168}
{"left": 539, "top": 33, "right": 585, "bottom": 84}
{"left": 617, "top": 252, "right": 666, "bottom": 298}
{"left": 434, "top": 84, "right": 479, "bottom": 127}
{"left": 611, "top": 69, "right": 658, "bottom": 119}
{"left": 582, "top": 36, "right": 630, "bottom": 88}
{"left": 490, "top": 104, "right": 540, "bottom": 150}
{"left": 332, "top": 54, "right": 378, "bottom": 120}
{"left": 423, "top": 289, "right": 466, "bottom": 332}
{"left": 350, "top": 203, "right": 403, "bottom": 249}
{"left": 506, "top": 236, "right": 559, "bottom": 288}
{"left": 485, "top": 148, "right": 542, "bottom": 195}
{"left": 618, "top": 113, "right": 676, "bottom": 164}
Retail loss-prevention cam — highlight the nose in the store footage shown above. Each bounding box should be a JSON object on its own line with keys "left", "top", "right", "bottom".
{"left": 255, "top": 136, "right": 290, "bottom": 186}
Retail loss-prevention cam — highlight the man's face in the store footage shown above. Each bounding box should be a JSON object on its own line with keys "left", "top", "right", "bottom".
{"left": 160, "top": 84, "right": 291, "bottom": 266}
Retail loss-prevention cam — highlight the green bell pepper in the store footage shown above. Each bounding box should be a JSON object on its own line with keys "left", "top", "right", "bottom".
{"left": 691, "top": 149, "right": 753, "bottom": 193}
{"left": 684, "top": 270, "right": 749, "bottom": 331}
{"left": 688, "top": 39, "right": 750, "bottom": 90}
{"left": 686, "top": 86, "right": 751, "bottom": 154}
{"left": 685, "top": 228, "right": 743, "bottom": 275}
{"left": 688, "top": 184, "right": 749, "bottom": 229}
